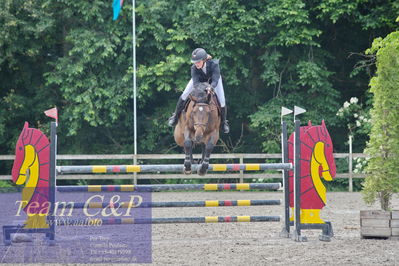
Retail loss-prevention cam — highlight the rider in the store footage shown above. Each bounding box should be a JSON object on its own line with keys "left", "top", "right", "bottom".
{"left": 168, "top": 48, "right": 230, "bottom": 133}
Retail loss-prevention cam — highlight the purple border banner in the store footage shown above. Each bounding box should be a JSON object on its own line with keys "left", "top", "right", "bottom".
{"left": 0, "top": 189, "right": 152, "bottom": 264}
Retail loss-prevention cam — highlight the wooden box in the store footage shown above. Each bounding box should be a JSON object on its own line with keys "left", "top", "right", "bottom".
{"left": 391, "top": 211, "right": 399, "bottom": 236}
{"left": 360, "top": 210, "right": 391, "bottom": 238}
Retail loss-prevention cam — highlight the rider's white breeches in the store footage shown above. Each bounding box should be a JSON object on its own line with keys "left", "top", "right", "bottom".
{"left": 180, "top": 77, "right": 226, "bottom": 107}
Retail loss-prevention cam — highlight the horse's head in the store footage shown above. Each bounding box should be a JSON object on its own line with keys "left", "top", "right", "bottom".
{"left": 189, "top": 82, "right": 214, "bottom": 142}
{"left": 192, "top": 103, "right": 212, "bottom": 142}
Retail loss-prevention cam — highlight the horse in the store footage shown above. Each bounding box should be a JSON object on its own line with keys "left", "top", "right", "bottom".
{"left": 174, "top": 82, "right": 220, "bottom": 176}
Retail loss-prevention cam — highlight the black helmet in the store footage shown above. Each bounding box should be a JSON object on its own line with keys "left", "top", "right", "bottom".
{"left": 191, "top": 48, "right": 208, "bottom": 63}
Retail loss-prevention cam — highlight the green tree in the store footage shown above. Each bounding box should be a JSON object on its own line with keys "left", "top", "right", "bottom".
{"left": 362, "top": 26, "right": 399, "bottom": 210}
{"left": 0, "top": 0, "right": 57, "bottom": 150}
{"left": 249, "top": 0, "right": 399, "bottom": 152}
{"left": 1, "top": 0, "right": 399, "bottom": 160}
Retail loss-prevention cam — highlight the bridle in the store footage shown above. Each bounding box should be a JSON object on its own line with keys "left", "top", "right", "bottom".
{"left": 192, "top": 103, "right": 210, "bottom": 128}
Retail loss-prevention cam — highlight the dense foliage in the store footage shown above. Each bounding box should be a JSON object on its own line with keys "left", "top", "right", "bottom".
{"left": 362, "top": 27, "right": 399, "bottom": 210}
{"left": 1, "top": 0, "right": 398, "bottom": 159}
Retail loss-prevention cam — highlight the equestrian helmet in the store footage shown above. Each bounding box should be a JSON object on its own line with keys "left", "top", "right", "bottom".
{"left": 191, "top": 48, "right": 208, "bottom": 63}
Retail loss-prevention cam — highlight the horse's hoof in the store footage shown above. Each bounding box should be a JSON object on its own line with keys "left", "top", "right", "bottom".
{"left": 183, "top": 165, "right": 191, "bottom": 174}
{"left": 198, "top": 169, "right": 207, "bottom": 176}
{"left": 184, "top": 169, "right": 192, "bottom": 175}
{"left": 184, "top": 160, "right": 191, "bottom": 174}
{"left": 197, "top": 163, "right": 208, "bottom": 176}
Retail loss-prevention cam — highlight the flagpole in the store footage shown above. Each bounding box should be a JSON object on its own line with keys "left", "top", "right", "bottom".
{"left": 132, "top": 0, "right": 137, "bottom": 185}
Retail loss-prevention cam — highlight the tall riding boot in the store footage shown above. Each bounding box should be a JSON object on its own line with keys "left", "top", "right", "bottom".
{"left": 220, "top": 106, "right": 230, "bottom": 134}
{"left": 168, "top": 97, "right": 186, "bottom": 127}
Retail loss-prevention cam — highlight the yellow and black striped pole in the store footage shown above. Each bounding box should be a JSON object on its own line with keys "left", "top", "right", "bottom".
{"left": 55, "top": 215, "right": 281, "bottom": 226}
{"left": 57, "top": 163, "right": 292, "bottom": 174}
{"left": 74, "top": 199, "right": 281, "bottom": 209}
{"left": 57, "top": 183, "right": 281, "bottom": 192}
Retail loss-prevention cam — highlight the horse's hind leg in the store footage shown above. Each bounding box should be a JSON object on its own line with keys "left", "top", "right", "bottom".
{"left": 184, "top": 139, "right": 193, "bottom": 174}
{"left": 198, "top": 139, "right": 214, "bottom": 176}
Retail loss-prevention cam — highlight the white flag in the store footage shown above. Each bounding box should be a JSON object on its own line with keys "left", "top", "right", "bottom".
{"left": 281, "top": 107, "right": 293, "bottom": 116}
{"left": 294, "top": 106, "right": 306, "bottom": 116}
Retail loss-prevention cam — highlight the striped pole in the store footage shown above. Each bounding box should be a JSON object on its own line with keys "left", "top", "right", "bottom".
{"left": 57, "top": 183, "right": 281, "bottom": 192}
{"left": 72, "top": 199, "right": 281, "bottom": 209}
{"left": 54, "top": 215, "right": 281, "bottom": 226}
{"left": 57, "top": 163, "right": 292, "bottom": 174}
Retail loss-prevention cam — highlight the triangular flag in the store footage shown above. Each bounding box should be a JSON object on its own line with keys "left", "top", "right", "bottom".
{"left": 294, "top": 106, "right": 306, "bottom": 116}
{"left": 44, "top": 107, "right": 58, "bottom": 122}
{"left": 281, "top": 107, "right": 293, "bottom": 116}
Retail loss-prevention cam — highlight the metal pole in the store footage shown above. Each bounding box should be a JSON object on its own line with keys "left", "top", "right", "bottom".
{"left": 132, "top": 0, "right": 137, "bottom": 185}
{"left": 291, "top": 106, "right": 307, "bottom": 242}
{"left": 47, "top": 121, "right": 57, "bottom": 244}
{"left": 279, "top": 106, "right": 293, "bottom": 238}
{"left": 292, "top": 119, "right": 307, "bottom": 242}
{"left": 293, "top": 120, "right": 301, "bottom": 240}
{"left": 281, "top": 121, "right": 290, "bottom": 237}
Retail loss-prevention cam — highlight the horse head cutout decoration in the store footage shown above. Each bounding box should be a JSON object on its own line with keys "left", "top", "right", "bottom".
{"left": 12, "top": 122, "right": 51, "bottom": 228}
{"left": 288, "top": 120, "right": 336, "bottom": 224}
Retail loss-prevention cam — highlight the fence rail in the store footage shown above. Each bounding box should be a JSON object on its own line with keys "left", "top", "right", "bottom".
{"left": 0, "top": 153, "right": 367, "bottom": 191}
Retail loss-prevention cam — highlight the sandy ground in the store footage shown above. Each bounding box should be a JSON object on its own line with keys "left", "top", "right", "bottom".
{"left": 1, "top": 191, "right": 399, "bottom": 265}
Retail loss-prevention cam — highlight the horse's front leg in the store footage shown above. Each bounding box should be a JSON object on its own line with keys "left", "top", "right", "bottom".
{"left": 183, "top": 133, "right": 193, "bottom": 174}
{"left": 198, "top": 137, "right": 214, "bottom": 176}
{"left": 200, "top": 143, "right": 206, "bottom": 164}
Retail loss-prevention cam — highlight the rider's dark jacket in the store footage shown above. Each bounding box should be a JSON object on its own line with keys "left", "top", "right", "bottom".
{"left": 191, "top": 59, "right": 220, "bottom": 89}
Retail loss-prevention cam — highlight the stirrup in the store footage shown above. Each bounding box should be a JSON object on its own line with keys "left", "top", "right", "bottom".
{"left": 223, "top": 121, "right": 230, "bottom": 134}
{"left": 168, "top": 114, "right": 177, "bottom": 127}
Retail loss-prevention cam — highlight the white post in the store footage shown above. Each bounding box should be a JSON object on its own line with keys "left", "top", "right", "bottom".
{"left": 132, "top": 0, "right": 137, "bottom": 185}
{"left": 239, "top": 155, "right": 244, "bottom": 184}
{"left": 349, "top": 135, "right": 353, "bottom": 192}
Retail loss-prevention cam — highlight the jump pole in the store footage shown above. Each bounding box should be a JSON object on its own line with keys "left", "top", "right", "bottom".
{"left": 57, "top": 163, "right": 292, "bottom": 174}
{"left": 57, "top": 183, "right": 281, "bottom": 192}
{"left": 53, "top": 215, "right": 281, "bottom": 226}
{"left": 68, "top": 199, "right": 282, "bottom": 209}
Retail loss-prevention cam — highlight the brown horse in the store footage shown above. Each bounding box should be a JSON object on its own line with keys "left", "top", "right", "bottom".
{"left": 174, "top": 82, "right": 220, "bottom": 175}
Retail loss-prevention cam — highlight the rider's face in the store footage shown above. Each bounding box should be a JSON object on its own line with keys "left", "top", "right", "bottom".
{"left": 194, "top": 60, "right": 205, "bottom": 69}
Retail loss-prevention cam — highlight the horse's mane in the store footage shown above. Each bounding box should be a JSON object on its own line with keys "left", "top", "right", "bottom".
{"left": 191, "top": 82, "right": 210, "bottom": 103}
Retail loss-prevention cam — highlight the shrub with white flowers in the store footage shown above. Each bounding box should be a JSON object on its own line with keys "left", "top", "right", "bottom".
{"left": 336, "top": 97, "right": 371, "bottom": 137}
{"left": 353, "top": 157, "right": 369, "bottom": 174}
